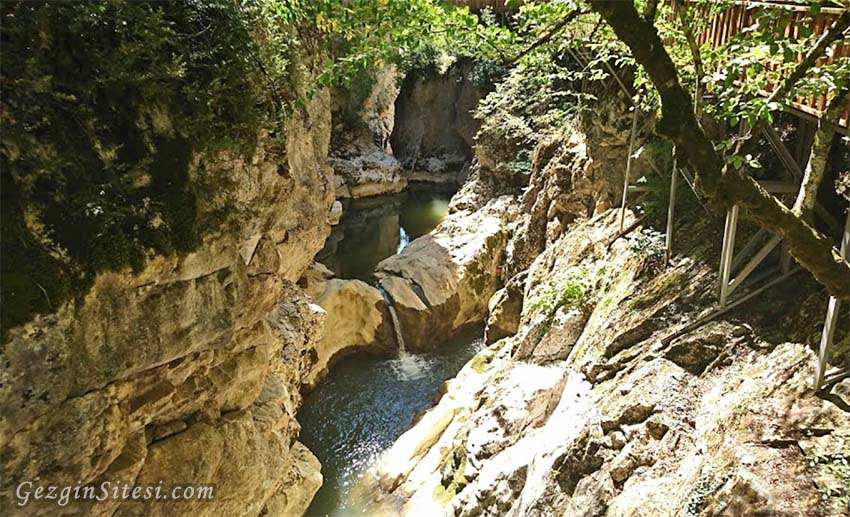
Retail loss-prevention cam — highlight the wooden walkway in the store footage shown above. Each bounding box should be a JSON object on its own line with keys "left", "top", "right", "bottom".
{"left": 687, "top": 0, "right": 849, "bottom": 129}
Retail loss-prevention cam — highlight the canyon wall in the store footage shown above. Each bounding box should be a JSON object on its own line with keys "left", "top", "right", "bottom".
{"left": 367, "top": 92, "right": 850, "bottom": 515}
{"left": 0, "top": 80, "right": 336, "bottom": 516}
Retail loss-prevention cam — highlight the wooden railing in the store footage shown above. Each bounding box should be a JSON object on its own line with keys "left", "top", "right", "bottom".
{"left": 684, "top": 0, "right": 849, "bottom": 127}
{"left": 450, "top": 1, "right": 848, "bottom": 126}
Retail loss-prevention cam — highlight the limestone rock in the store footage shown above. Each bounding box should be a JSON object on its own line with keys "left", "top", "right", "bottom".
{"left": 367, "top": 207, "right": 848, "bottom": 516}
{"left": 330, "top": 63, "right": 407, "bottom": 199}
{"left": 375, "top": 193, "right": 515, "bottom": 350}
{"left": 328, "top": 200, "right": 343, "bottom": 225}
{"left": 484, "top": 271, "right": 526, "bottom": 345}
{"left": 331, "top": 148, "right": 407, "bottom": 199}
{"left": 0, "top": 66, "right": 334, "bottom": 515}
{"left": 306, "top": 278, "right": 392, "bottom": 387}
{"left": 391, "top": 63, "right": 479, "bottom": 185}
{"left": 664, "top": 321, "right": 732, "bottom": 374}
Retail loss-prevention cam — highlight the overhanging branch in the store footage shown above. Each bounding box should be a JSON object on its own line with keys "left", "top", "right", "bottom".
{"left": 588, "top": 0, "right": 850, "bottom": 300}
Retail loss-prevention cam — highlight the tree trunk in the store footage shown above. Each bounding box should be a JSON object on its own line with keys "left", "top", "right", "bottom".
{"left": 588, "top": 0, "right": 850, "bottom": 300}
{"left": 793, "top": 89, "right": 849, "bottom": 223}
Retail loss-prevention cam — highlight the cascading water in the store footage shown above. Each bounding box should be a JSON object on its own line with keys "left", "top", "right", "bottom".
{"left": 397, "top": 227, "right": 410, "bottom": 254}
{"left": 377, "top": 286, "right": 426, "bottom": 380}
{"left": 298, "top": 187, "right": 480, "bottom": 516}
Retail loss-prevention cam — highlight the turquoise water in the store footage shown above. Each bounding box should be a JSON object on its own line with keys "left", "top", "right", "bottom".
{"left": 298, "top": 327, "right": 484, "bottom": 516}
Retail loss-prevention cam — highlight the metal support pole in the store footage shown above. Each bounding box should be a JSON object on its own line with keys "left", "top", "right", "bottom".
{"left": 665, "top": 146, "right": 679, "bottom": 267}
{"left": 718, "top": 205, "right": 739, "bottom": 307}
{"left": 815, "top": 212, "right": 850, "bottom": 390}
{"left": 779, "top": 244, "right": 793, "bottom": 273}
{"left": 726, "top": 234, "right": 782, "bottom": 296}
{"left": 730, "top": 228, "right": 768, "bottom": 272}
{"left": 620, "top": 107, "right": 639, "bottom": 232}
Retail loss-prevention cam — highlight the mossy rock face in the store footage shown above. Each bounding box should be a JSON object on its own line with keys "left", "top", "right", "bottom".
{"left": 1, "top": 136, "right": 199, "bottom": 339}
{"left": 1, "top": 1, "right": 293, "bottom": 337}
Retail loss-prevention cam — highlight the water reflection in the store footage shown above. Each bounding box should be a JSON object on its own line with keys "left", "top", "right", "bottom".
{"left": 317, "top": 187, "right": 452, "bottom": 281}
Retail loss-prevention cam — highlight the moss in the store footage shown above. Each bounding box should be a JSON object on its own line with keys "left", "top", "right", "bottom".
{"left": 469, "top": 351, "right": 491, "bottom": 373}
{"left": 806, "top": 436, "right": 850, "bottom": 512}
{"left": 434, "top": 445, "right": 469, "bottom": 505}
{"left": 0, "top": 173, "right": 73, "bottom": 337}
{"left": 0, "top": 1, "right": 288, "bottom": 335}
{"left": 628, "top": 269, "right": 688, "bottom": 312}
{"left": 682, "top": 470, "right": 731, "bottom": 517}
{"left": 434, "top": 427, "right": 472, "bottom": 506}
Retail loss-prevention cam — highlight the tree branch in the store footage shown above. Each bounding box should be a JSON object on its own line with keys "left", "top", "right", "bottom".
{"left": 793, "top": 89, "right": 849, "bottom": 223}
{"left": 766, "top": 9, "right": 850, "bottom": 106}
{"left": 588, "top": 0, "right": 850, "bottom": 300}
{"left": 643, "top": 0, "right": 660, "bottom": 22}
{"left": 503, "top": 9, "right": 588, "bottom": 66}
{"left": 672, "top": 0, "right": 704, "bottom": 116}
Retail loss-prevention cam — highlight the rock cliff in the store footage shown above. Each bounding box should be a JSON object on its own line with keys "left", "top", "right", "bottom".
{"left": 365, "top": 97, "right": 850, "bottom": 515}
{"left": 0, "top": 89, "right": 335, "bottom": 515}
{"left": 370, "top": 208, "right": 850, "bottom": 517}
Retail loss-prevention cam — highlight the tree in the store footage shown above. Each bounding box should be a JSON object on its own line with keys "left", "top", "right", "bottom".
{"left": 586, "top": 0, "right": 850, "bottom": 300}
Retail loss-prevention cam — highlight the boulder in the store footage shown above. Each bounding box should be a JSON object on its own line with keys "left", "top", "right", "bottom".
{"left": 306, "top": 279, "right": 393, "bottom": 387}
{"left": 484, "top": 271, "right": 526, "bottom": 345}
{"left": 375, "top": 194, "right": 515, "bottom": 350}
{"left": 328, "top": 200, "right": 343, "bottom": 225}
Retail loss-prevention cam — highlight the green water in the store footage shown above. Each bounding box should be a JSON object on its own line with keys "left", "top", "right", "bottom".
{"left": 317, "top": 187, "right": 452, "bottom": 281}
{"left": 301, "top": 185, "right": 477, "bottom": 516}
{"left": 298, "top": 327, "right": 484, "bottom": 516}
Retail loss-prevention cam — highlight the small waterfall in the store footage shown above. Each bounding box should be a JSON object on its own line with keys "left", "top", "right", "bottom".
{"left": 377, "top": 285, "right": 425, "bottom": 379}
{"left": 397, "top": 227, "right": 410, "bottom": 254}
{"left": 377, "top": 286, "right": 406, "bottom": 352}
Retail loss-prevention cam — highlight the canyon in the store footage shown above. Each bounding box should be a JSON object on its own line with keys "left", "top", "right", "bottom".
{"left": 2, "top": 3, "right": 849, "bottom": 516}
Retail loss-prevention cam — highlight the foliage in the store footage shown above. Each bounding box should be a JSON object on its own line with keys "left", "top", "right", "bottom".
{"left": 0, "top": 0, "right": 308, "bottom": 334}
{"left": 0, "top": 0, "right": 496, "bottom": 334}
{"left": 474, "top": 1, "right": 597, "bottom": 153}
{"left": 806, "top": 436, "right": 850, "bottom": 512}
{"left": 527, "top": 264, "right": 598, "bottom": 337}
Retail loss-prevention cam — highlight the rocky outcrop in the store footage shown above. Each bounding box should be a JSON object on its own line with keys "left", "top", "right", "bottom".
{"left": 504, "top": 87, "right": 647, "bottom": 277}
{"left": 299, "top": 263, "right": 394, "bottom": 387}
{"left": 374, "top": 177, "right": 517, "bottom": 350}
{"left": 331, "top": 64, "right": 407, "bottom": 198}
{"left": 391, "top": 63, "right": 481, "bottom": 185}
{"left": 0, "top": 84, "right": 335, "bottom": 514}
{"left": 367, "top": 207, "right": 850, "bottom": 516}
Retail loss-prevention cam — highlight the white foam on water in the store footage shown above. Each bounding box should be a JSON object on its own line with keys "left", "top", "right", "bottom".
{"left": 388, "top": 351, "right": 430, "bottom": 381}
{"left": 397, "top": 227, "right": 410, "bottom": 254}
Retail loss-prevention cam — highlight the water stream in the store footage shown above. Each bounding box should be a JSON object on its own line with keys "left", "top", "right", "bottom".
{"left": 298, "top": 327, "right": 484, "bottom": 516}
{"left": 317, "top": 186, "right": 452, "bottom": 281}
{"left": 299, "top": 185, "right": 484, "bottom": 516}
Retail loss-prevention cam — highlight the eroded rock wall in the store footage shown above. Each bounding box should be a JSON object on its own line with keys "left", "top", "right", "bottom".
{"left": 371, "top": 207, "right": 849, "bottom": 516}
{"left": 391, "top": 62, "right": 482, "bottom": 185}
{"left": 331, "top": 64, "right": 408, "bottom": 198}
{"left": 365, "top": 91, "right": 849, "bottom": 515}
{"left": 0, "top": 87, "right": 336, "bottom": 515}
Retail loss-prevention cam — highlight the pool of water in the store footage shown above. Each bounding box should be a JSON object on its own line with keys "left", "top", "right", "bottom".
{"left": 317, "top": 187, "right": 453, "bottom": 281}
{"left": 298, "top": 327, "right": 484, "bottom": 516}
